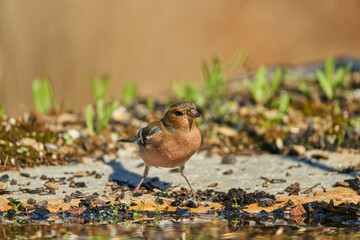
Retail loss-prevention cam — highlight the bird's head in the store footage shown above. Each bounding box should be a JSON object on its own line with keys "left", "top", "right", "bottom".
{"left": 162, "top": 101, "right": 200, "bottom": 133}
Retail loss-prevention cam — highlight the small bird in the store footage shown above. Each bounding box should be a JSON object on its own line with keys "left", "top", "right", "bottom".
{"left": 120, "top": 101, "right": 201, "bottom": 198}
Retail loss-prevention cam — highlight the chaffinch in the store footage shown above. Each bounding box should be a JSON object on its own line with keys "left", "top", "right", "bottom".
{"left": 121, "top": 101, "right": 201, "bottom": 198}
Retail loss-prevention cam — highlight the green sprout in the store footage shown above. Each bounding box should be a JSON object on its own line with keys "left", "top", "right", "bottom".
{"left": 244, "top": 66, "right": 282, "bottom": 104}
{"left": 86, "top": 76, "right": 119, "bottom": 136}
{"left": 123, "top": 82, "right": 137, "bottom": 108}
{"left": 173, "top": 56, "right": 240, "bottom": 121}
{"left": 32, "top": 78, "right": 55, "bottom": 114}
{"left": 316, "top": 56, "right": 352, "bottom": 100}
{"left": 0, "top": 105, "right": 4, "bottom": 117}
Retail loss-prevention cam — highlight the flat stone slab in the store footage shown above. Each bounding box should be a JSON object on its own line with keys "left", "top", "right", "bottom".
{"left": 1, "top": 151, "right": 358, "bottom": 204}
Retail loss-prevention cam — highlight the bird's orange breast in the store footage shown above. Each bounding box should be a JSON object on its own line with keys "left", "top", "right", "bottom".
{"left": 139, "top": 127, "right": 201, "bottom": 168}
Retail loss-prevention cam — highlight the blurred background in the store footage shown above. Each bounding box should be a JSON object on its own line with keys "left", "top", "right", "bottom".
{"left": 1, "top": 0, "right": 360, "bottom": 116}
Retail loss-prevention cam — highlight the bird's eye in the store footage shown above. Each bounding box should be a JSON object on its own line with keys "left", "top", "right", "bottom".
{"left": 175, "top": 111, "right": 183, "bottom": 116}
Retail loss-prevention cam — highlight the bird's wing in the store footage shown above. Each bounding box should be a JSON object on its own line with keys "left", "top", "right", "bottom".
{"left": 137, "top": 121, "right": 162, "bottom": 146}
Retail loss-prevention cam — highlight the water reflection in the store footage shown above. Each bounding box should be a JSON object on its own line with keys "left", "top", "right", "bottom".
{"left": 1, "top": 219, "right": 360, "bottom": 239}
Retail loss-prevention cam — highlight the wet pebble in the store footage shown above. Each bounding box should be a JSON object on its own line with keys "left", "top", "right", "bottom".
{"left": 133, "top": 192, "right": 143, "bottom": 197}
{"left": 63, "top": 195, "right": 72, "bottom": 203}
{"left": 71, "top": 191, "right": 86, "bottom": 199}
{"left": 20, "top": 172, "right": 30, "bottom": 178}
{"left": 223, "top": 169, "right": 233, "bottom": 175}
{"left": 0, "top": 174, "right": 9, "bottom": 182}
{"left": 155, "top": 197, "right": 164, "bottom": 205}
{"left": 74, "top": 182, "right": 87, "bottom": 188}
{"left": 186, "top": 200, "right": 198, "bottom": 208}
{"left": 27, "top": 198, "right": 36, "bottom": 205}
{"left": 258, "top": 198, "right": 275, "bottom": 207}
{"left": 221, "top": 154, "right": 237, "bottom": 164}
{"left": 35, "top": 200, "right": 48, "bottom": 207}
{"left": 171, "top": 199, "right": 181, "bottom": 207}
{"left": 151, "top": 177, "right": 160, "bottom": 182}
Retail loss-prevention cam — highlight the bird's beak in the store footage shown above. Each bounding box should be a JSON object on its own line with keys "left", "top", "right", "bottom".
{"left": 188, "top": 109, "right": 200, "bottom": 118}
{"left": 187, "top": 109, "right": 200, "bottom": 131}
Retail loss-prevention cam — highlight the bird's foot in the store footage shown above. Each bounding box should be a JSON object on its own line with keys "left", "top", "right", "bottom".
{"left": 188, "top": 188, "right": 198, "bottom": 199}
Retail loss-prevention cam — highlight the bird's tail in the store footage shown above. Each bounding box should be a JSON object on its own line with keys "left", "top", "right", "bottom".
{"left": 118, "top": 138, "right": 137, "bottom": 143}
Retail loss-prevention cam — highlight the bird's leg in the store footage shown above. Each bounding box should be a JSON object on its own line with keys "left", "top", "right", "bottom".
{"left": 180, "top": 165, "right": 197, "bottom": 199}
{"left": 133, "top": 165, "right": 150, "bottom": 193}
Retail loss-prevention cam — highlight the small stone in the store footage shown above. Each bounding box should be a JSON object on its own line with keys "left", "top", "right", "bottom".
{"left": 151, "top": 177, "right": 160, "bottom": 182}
{"left": 0, "top": 174, "right": 9, "bottom": 182}
{"left": 10, "top": 179, "right": 17, "bottom": 185}
{"left": 45, "top": 182, "right": 60, "bottom": 190}
{"left": 39, "top": 191, "right": 51, "bottom": 195}
{"left": 27, "top": 198, "right": 36, "bottom": 204}
{"left": 73, "top": 171, "right": 88, "bottom": 178}
{"left": 20, "top": 172, "right": 30, "bottom": 178}
{"left": 0, "top": 182, "right": 7, "bottom": 191}
{"left": 276, "top": 138, "right": 283, "bottom": 150}
{"left": 223, "top": 169, "right": 233, "bottom": 175}
{"left": 133, "top": 192, "right": 142, "bottom": 197}
{"left": 258, "top": 198, "right": 275, "bottom": 207}
{"left": 207, "top": 183, "right": 218, "bottom": 187}
{"left": 95, "top": 174, "right": 102, "bottom": 179}
{"left": 221, "top": 154, "right": 237, "bottom": 164}
{"left": 310, "top": 152, "right": 329, "bottom": 160}
{"left": 169, "top": 168, "right": 180, "bottom": 173}
{"left": 45, "top": 143, "right": 59, "bottom": 151}
{"left": 186, "top": 200, "right": 198, "bottom": 208}
{"left": 289, "top": 145, "right": 306, "bottom": 156}
{"left": 35, "top": 200, "right": 48, "bottom": 206}
{"left": 74, "top": 182, "right": 87, "bottom": 188}
{"left": 63, "top": 195, "right": 72, "bottom": 203}
{"left": 217, "top": 126, "right": 237, "bottom": 137}
{"left": 40, "top": 175, "right": 48, "bottom": 180}
{"left": 19, "top": 137, "right": 44, "bottom": 152}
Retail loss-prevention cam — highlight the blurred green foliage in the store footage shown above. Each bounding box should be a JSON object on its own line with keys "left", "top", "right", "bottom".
{"left": 123, "top": 82, "right": 137, "bottom": 108}
{"left": 244, "top": 66, "right": 282, "bottom": 104}
{"left": 86, "top": 76, "right": 119, "bottom": 136}
{"left": 32, "top": 78, "right": 55, "bottom": 114}
{"left": 0, "top": 105, "right": 4, "bottom": 117}
{"left": 316, "top": 56, "right": 352, "bottom": 100}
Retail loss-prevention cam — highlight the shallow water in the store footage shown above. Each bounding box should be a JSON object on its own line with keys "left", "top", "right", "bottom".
{"left": 2, "top": 219, "right": 360, "bottom": 239}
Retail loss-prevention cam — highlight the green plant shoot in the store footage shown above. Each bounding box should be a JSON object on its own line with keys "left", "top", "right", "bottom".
{"left": 0, "top": 105, "right": 4, "bottom": 117}
{"left": 316, "top": 57, "right": 352, "bottom": 100}
{"left": 244, "top": 66, "right": 282, "bottom": 104}
{"left": 32, "top": 78, "right": 55, "bottom": 114}
{"left": 123, "top": 82, "right": 137, "bottom": 108}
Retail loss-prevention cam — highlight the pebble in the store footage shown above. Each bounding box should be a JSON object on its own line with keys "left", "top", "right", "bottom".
{"left": 186, "top": 200, "right": 198, "bottom": 208}
{"left": 223, "top": 169, "right": 233, "bottom": 175}
{"left": 95, "top": 174, "right": 102, "bottom": 179}
{"left": 289, "top": 145, "right": 306, "bottom": 156}
{"left": 45, "top": 143, "right": 59, "bottom": 151}
{"left": 10, "top": 179, "right": 17, "bottom": 185}
{"left": 133, "top": 192, "right": 143, "bottom": 197}
{"left": 35, "top": 200, "right": 48, "bottom": 206}
{"left": 207, "top": 183, "right": 218, "bottom": 187}
{"left": 20, "top": 172, "right": 30, "bottom": 178}
{"left": 74, "top": 182, "right": 87, "bottom": 188}
{"left": 19, "top": 137, "right": 44, "bottom": 152}
{"left": 74, "top": 171, "right": 88, "bottom": 178}
{"left": 258, "top": 198, "right": 275, "bottom": 207}
{"left": 0, "top": 174, "right": 9, "bottom": 182}
{"left": 45, "top": 182, "right": 60, "bottom": 190}
{"left": 0, "top": 182, "right": 7, "bottom": 191}
{"left": 221, "top": 155, "right": 237, "bottom": 164}
{"left": 63, "top": 195, "right": 72, "bottom": 203}
{"left": 27, "top": 198, "right": 36, "bottom": 205}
